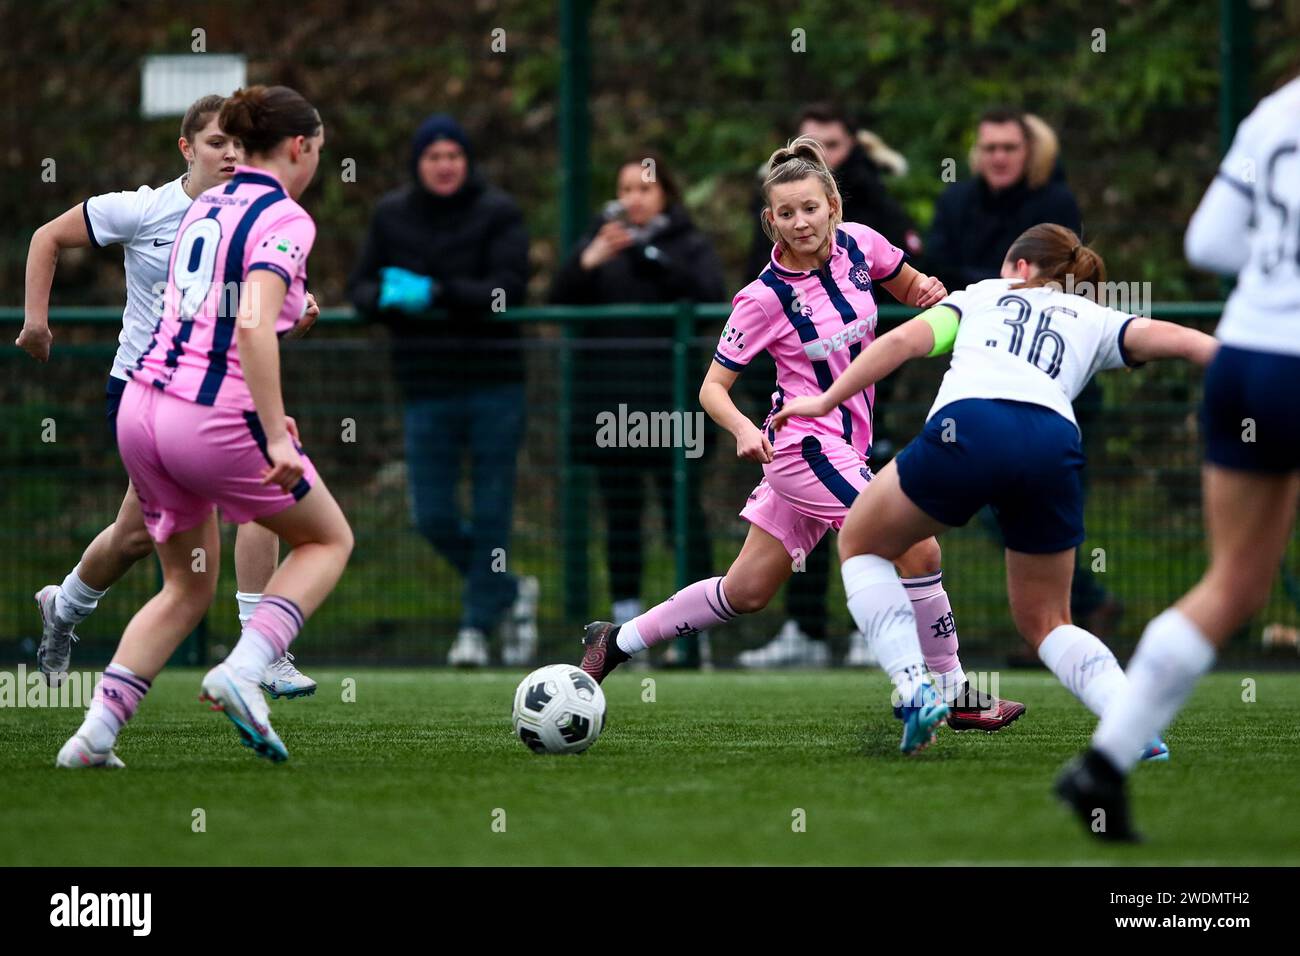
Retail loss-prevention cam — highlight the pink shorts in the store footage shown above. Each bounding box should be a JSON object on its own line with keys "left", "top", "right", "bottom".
{"left": 116, "top": 380, "right": 318, "bottom": 542}
{"left": 739, "top": 436, "right": 871, "bottom": 559}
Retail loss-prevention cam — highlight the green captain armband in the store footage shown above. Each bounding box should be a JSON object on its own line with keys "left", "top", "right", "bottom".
{"left": 919, "top": 304, "right": 959, "bottom": 357}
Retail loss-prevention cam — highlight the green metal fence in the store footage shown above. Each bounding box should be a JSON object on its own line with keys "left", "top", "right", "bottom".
{"left": 5, "top": 301, "right": 1298, "bottom": 670}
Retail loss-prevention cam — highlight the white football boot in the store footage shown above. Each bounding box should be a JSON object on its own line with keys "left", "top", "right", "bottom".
{"left": 56, "top": 733, "right": 125, "bottom": 769}
{"left": 501, "top": 576, "right": 540, "bottom": 667}
{"left": 260, "top": 652, "right": 317, "bottom": 700}
{"left": 200, "top": 662, "right": 288, "bottom": 763}
{"left": 448, "top": 627, "right": 490, "bottom": 667}
{"left": 35, "top": 585, "right": 79, "bottom": 686}
{"left": 843, "top": 628, "right": 879, "bottom": 667}
{"left": 737, "top": 619, "right": 830, "bottom": 668}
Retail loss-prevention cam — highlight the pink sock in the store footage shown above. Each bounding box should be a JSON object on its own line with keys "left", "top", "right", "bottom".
{"left": 903, "top": 572, "right": 966, "bottom": 697}
{"left": 225, "top": 595, "right": 304, "bottom": 681}
{"left": 624, "top": 576, "right": 737, "bottom": 651}
{"left": 245, "top": 595, "right": 303, "bottom": 658}
{"left": 89, "top": 662, "right": 151, "bottom": 732}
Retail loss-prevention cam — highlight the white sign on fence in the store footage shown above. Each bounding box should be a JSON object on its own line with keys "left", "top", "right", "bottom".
{"left": 141, "top": 54, "right": 247, "bottom": 118}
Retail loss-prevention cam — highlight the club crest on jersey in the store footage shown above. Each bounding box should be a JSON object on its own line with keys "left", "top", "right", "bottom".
{"left": 848, "top": 262, "right": 873, "bottom": 292}
{"left": 802, "top": 316, "right": 874, "bottom": 360}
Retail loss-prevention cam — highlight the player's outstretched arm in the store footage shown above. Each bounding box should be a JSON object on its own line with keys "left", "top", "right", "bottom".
{"left": 1122, "top": 319, "right": 1219, "bottom": 367}
{"left": 18, "top": 204, "right": 92, "bottom": 361}
{"left": 770, "top": 310, "right": 948, "bottom": 430}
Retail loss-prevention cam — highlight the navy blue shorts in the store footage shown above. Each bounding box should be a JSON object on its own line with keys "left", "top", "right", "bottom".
{"left": 105, "top": 375, "right": 127, "bottom": 445}
{"left": 1202, "top": 344, "right": 1300, "bottom": 473}
{"left": 895, "top": 398, "right": 1086, "bottom": 554}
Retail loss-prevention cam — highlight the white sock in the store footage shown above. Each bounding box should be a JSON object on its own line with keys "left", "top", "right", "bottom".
{"left": 223, "top": 629, "right": 278, "bottom": 682}
{"left": 235, "top": 591, "right": 263, "bottom": 627}
{"left": 842, "top": 554, "right": 927, "bottom": 704}
{"left": 79, "top": 713, "right": 120, "bottom": 751}
{"left": 616, "top": 620, "right": 647, "bottom": 656}
{"left": 55, "top": 564, "right": 108, "bottom": 626}
{"left": 1093, "top": 608, "right": 1216, "bottom": 774}
{"left": 1037, "top": 624, "right": 1128, "bottom": 718}
{"left": 932, "top": 665, "right": 968, "bottom": 705}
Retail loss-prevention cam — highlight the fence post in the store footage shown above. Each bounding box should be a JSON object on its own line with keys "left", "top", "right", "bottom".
{"left": 670, "top": 301, "right": 698, "bottom": 667}
{"left": 559, "top": 0, "right": 590, "bottom": 256}
{"left": 1218, "top": 0, "right": 1253, "bottom": 300}
{"left": 559, "top": 0, "right": 592, "bottom": 625}
{"left": 1218, "top": 0, "right": 1253, "bottom": 158}
{"left": 559, "top": 323, "right": 590, "bottom": 624}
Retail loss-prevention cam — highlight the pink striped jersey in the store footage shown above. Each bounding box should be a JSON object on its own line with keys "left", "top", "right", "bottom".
{"left": 131, "top": 164, "right": 315, "bottom": 410}
{"left": 713, "top": 221, "right": 906, "bottom": 457}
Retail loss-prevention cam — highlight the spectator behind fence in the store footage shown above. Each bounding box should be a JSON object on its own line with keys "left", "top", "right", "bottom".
{"left": 740, "top": 103, "right": 923, "bottom": 670}
{"left": 347, "top": 113, "right": 538, "bottom": 668}
{"left": 926, "top": 108, "right": 1081, "bottom": 291}
{"left": 928, "top": 108, "right": 1120, "bottom": 638}
{"left": 550, "top": 151, "right": 725, "bottom": 638}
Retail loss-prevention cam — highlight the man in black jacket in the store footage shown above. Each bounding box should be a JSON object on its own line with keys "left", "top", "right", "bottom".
{"left": 926, "top": 108, "right": 1081, "bottom": 291}
{"left": 347, "top": 113, "right": 537, "bottom": 668}
{"left": 740, "top": 104, "right": 921, "bottom": 669}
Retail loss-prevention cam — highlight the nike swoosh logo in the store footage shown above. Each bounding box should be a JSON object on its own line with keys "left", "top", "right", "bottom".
{"left": 152, "top": 239, "right": 173, "bottom": 247}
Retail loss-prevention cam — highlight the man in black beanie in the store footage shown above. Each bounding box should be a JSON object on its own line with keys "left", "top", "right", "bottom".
{"left": 348, "top": 113, "right": 537, "bottom": 667}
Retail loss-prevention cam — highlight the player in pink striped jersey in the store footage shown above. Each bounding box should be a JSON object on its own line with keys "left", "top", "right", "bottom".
{"left": 579, "top": 137, "right": 1023, "bottom": 752}
{"left": 56, "top": 86, "right": 353, "bottom": 768}
{"left": 19, "top": 94, "right": 318, "bottom": 701}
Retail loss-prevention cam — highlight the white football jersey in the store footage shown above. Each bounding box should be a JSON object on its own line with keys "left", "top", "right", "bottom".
{"left": 1213, "top": 76, "right": 1300, "bottom": 357}
{"left": 926, "top": 278, "right": 1141, "bottom": 427}
{"left": 83, "top": 176, "right": 192, "bottom": 380}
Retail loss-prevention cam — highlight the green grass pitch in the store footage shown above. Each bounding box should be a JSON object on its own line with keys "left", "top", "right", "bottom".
{"left": 1, "top": 668, "right": 1295, "bottom": 866}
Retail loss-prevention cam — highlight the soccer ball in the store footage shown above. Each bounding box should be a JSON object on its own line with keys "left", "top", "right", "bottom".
{"left": 512, "top": 664, "right": 606, "bottom": 755}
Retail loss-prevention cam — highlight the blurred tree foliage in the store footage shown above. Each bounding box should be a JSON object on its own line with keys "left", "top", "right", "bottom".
{"left": 2, "top": 0, "right": 1297, "bottom": 306}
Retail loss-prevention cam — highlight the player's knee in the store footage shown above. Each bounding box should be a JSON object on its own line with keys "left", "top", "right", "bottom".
{"left": 116, "top": 523, "right": 155, "bottom": 562}
{"left": 1011, "top": 607, "right": 1069, "bottom": 647}
{"left": 722, "top": 577, "right": 770, "bottom": 615}
{"left": 836, "top": 533, "right": 862, "bottom": 565}
{"left": 333, "top": 520, "right": 355, "bottom": 559}
{"left": 164, "top": 567, "right": 218, "bottom": 608}
{"left": 1207, "top": 564, "right": 1272, "bottom": 618}
{"left": 896, "top": 538, "right": 941, "bottom": 577}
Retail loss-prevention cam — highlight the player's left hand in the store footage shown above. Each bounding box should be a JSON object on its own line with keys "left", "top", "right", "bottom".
{"left": 771, "top": 395, "right": 831, "bottom": 431}
{"left": 913, "top": 275, "right": 947, "bottom": 309}
{"left": 16, "top": 323, "right": 53, "bottom": 362}
{"left": 286, "top": 293, "right": 319, "bottom": 340}
{"left": 261, "top": 433, "right": 304, "bottom": 492}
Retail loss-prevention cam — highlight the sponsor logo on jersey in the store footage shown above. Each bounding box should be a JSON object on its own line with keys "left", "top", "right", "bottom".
{"left": 198, "top": 193, "right": 251, "bottom": 207}
{"left": 262, "top": 235, "right": 303, "bottom": 263}
{"left": 802, "top": 317, "right": 875, "bottom": 360}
